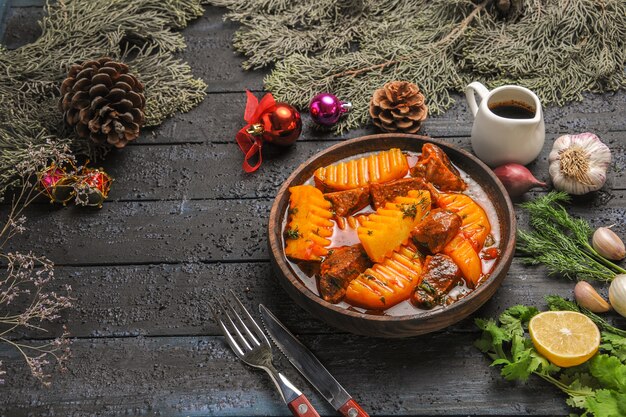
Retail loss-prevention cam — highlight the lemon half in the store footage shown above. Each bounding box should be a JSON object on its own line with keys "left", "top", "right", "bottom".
{"left": 529, "top": 311, "right": 600, "bottom": 368}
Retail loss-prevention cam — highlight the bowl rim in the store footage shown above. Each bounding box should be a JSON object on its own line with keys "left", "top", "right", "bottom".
{"left": 268, "top": 133, "right": 516, "bottom": 323}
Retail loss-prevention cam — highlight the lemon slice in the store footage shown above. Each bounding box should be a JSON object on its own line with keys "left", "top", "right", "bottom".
{"left": 529, "top": 311, "right": 600, "bottom": 368}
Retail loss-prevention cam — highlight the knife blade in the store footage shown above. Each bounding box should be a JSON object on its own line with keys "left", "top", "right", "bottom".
{"left": 260, "top": 304, "right": 369, "bottom": 417}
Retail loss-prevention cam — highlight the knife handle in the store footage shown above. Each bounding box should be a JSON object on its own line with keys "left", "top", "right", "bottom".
{"left": 339, "top": 398, "right": 369, "bottom": 417}
{"left": 288, "top": 394, "right": 320, "bottom": 417}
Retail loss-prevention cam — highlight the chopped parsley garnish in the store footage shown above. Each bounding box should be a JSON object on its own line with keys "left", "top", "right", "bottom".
{"left": 401, "top": 203, "right": 418, "bottom": 219}
{"left": 285, "top": 227, "right": 301, "bottom": 240}
{"left": 367, "top": 230, "right": 374, "bottom": 236}
{"left": 419, "top": 281, "right": 436, "bottom": 295}
{"left": 288, "top": 207, "right": 298, "bottom": 216}
{"left": 475, "top": 297, "right": 626, "bottom": 417}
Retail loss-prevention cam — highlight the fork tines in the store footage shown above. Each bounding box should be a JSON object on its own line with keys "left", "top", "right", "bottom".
{"left": 211, "top": 290, "right": 270, "bottom": 357}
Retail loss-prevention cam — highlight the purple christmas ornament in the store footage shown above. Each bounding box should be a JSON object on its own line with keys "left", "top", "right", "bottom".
{"left": 309, "top": 93, "right": 352, "bottom": 126}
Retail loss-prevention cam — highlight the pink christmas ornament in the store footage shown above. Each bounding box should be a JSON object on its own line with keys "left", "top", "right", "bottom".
{"left": 309, "top": 93, "right": 351, "bottom": 126}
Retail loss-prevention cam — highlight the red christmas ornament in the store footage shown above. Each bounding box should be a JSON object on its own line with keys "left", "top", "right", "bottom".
{"left": 74, "top": 168, "right": 113, "bottom": 208}
{"left": 236, "top": 90, "right": 302, "bottom": 173}
{"left": 37, "top": 164, "right": 76, "bottom": 204}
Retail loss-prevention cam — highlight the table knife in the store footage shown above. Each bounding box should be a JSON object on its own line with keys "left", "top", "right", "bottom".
{"left": 260, "top": 304, "right": 369, "bottom": 417}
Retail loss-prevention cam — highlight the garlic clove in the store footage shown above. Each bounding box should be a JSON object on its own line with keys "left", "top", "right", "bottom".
{"left": 592, "top": 226, "right": 626, "bottom": 261}
{"left": 574, "top": 281, "right": 611, "bottom": 313}
{"left": 609, "top": 274, "right": 626, "bottom": 318}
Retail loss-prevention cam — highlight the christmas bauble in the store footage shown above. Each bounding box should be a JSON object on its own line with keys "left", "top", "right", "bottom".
{"left": 236, "top": 91, "right": 302, "bottom": 173}
{"left": 74, "top": 168, "right": 112, "bottom": 208}
{"left": 251, "top": 102, "right": 302, "bottom": 146}
{"left": 309, "top": 93, "right": 351, "bottom": 126}
{"left": 38, "top": 164, "right": 76, "bottom": 204}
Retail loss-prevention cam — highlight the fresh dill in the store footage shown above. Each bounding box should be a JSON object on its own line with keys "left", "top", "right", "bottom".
{"left": 546, "top": 295, "right": 626, "bottom": 338}
{"left": 517, "top": 192, "right": 626, "bottom": 282}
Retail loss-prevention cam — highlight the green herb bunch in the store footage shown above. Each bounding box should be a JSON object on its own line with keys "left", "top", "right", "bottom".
{"left": 517, "top": 192, "right": 626, "bottom": 282}
{"left": 476, "top": 296, "right": 626, "bottom": 416}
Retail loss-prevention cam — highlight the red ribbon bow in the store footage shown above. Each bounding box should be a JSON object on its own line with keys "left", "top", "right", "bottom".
{"left": 236, "top": 90, "right": 276, "bottom": 173}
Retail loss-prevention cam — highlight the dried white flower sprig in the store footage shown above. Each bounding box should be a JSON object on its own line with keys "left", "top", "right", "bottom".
{"left": 0, "top": 140, "right": 74, "bottom": 386}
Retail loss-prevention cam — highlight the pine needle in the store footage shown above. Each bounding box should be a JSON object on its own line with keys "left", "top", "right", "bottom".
{"left": 208, "top": 0, "right": 626, "bottom": 133}
{"left": 0, "top": 0, "right": 207, "bottom": 196}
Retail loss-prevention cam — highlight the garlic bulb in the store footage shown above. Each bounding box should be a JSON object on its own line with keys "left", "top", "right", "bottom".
{"left": 609, "top": 274, "right": 626, "bottom": 318}
{"left": 548, "top": 132, "right": 611, "bottom": 195}
{"left": 574, "top": 281, "right": 610, "bottom": 313}
{"left": 592, "top": 226, "right": 626, "bottom": 261}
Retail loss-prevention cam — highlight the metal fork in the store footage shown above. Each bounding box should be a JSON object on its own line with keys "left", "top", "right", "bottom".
{"left": 211, "top": 291, "right": 320, "bottom": 417}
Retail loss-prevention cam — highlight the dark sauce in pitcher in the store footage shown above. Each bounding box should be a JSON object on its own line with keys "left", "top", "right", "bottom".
{"left": 489, "top": 100, "right": 535, "bottom": 119}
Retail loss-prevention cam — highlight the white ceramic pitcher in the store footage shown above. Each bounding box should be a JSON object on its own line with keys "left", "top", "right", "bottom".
{"left": 465, "top": 81, "right": 545, "bottom": 167}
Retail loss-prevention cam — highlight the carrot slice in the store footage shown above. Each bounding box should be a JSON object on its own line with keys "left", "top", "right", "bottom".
{"left": 345, "top": 245, "right": 423, "bottom": 310}
{"left": 442, "top": 234, "right": 482, "bottom": 287}
{"left": 433, "top": 192, "right": 491, "bottom": 251}
{"left": 314, "top": 149, "right": 409, "bottom": 191}
{"left": 284, "top": 185, "right": 334, "bottom": 262}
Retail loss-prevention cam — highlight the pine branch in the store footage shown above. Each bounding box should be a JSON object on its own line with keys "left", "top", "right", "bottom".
{"left": 0, "top": 0, "right": 208, "bottom": 195}
{"left": 211, "top": 0, "right": 626, "bottom": 133}
{"left": 330, "top": 0, "right": 490, "bottom": 80}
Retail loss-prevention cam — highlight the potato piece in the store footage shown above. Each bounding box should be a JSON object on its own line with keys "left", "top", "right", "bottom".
{"left": 284, "top": 185, "right": 334, "bottom": 262}
{"left": 345, "top": 245, "right": 423, "bottom": 310}
{"left": 314, "top": 148, "right": 408, "bottom": 191}
{"left": 358, "top": 190, "right": 430, "bottom": 263}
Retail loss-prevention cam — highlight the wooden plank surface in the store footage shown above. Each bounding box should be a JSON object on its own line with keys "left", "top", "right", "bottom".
{"left": 6, "top": 190, "right": 625, "bottom": 266}
{"left": 99, "top": 133, "right": 625, "bottom": 202}
{"left": 1, "top": 3, "right": 625, "bottom": 417}
{"left": 0, "top": 333, "right": 575, "bottom": 417}
{"left": 9, "top": 259, "right": 626, "bottom": 340}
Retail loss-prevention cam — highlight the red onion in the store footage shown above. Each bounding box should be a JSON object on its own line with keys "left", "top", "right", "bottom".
{"left": 493, "top": 163, "right": 547, "bottom": 199}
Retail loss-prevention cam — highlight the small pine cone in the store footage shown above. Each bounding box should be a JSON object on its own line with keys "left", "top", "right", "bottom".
{"left": 369, "top": 81, "right": 428, "bottom": 133}
{"left": 60, "top": 57, "right": 146, "bottom": 148}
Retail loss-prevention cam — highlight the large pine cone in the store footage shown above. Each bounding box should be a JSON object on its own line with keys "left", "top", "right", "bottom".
{"left": 60, "top": 58, "right": 146, "bottom": 148}
{"left": 369, "top": 81, "right": 428, "bottom": 133}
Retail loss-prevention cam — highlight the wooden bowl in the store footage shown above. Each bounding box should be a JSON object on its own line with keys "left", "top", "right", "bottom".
{"left": 268, "top": 134, "right": 516, "bottom": 338}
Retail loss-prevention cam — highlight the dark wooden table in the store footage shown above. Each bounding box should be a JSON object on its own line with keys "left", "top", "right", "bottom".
{"left": 1, "top": 3, "right": 625, "bottom": 416}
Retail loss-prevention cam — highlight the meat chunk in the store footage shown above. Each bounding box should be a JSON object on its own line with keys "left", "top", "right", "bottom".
{"left": 369, "top": 177, "right": 428, "bottom": 209}
{"left": 324, "top": 187, "right": 370, "bottom": 217}
{"left": 410, "top": 143, "right": 467, "bottom": 191}
{"left": 411, "top": 254, "right": 462, "bottom": 309}
{"left": 319, "top": 245, "right": 372, "bottom": 303}
{"left": 411, "top": 209, "right": 462, "bottom": 253}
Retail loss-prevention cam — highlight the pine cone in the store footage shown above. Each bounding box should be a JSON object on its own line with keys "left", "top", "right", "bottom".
{"left": 60, "top": 57, "right": 146, "bottom": 148}
{"left": 369, "top": 81, "right": 428, "bottom": 133}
